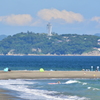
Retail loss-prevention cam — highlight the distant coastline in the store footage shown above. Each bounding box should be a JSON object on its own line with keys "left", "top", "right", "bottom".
{"left": 1, "top": 53, "right": 100, "bottom": 56}
{"left": 0, "top": 50, "right": 100, "bottom": 56}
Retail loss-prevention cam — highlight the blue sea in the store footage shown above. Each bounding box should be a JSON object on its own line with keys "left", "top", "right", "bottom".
{"left": 0, "top": 56, "right": 100, "bottom": 100}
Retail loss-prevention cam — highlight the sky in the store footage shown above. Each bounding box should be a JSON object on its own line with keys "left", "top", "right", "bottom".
{"left": 0, "top": 0, "right": 100, "bottom": 35}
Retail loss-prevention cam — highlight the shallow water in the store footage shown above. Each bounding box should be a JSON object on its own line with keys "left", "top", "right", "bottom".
{"left": 0, "top": 78, "right": 100, "bottom": 100}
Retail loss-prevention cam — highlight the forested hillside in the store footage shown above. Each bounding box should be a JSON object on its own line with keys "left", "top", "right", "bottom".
{"left": 0, "top": 32, "right": 100, "bottom": 55}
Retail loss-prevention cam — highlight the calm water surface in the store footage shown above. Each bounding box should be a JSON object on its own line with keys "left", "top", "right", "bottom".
{"left": 0, "top": 56, "right": 100, "bottom": 71}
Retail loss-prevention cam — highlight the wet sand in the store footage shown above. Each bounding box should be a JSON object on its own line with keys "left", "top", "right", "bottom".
{"left": 0, "top": 89, "right": 21, "bottom": 100}
{"left": 0, "top": 70, "right": 100, "bottom": 100}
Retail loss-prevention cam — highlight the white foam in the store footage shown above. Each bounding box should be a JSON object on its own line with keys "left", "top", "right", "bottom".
{"left": 0, "top": 79, "right": 89, "bottom": 100}
{"left": 87, "top": 87, "right": 91, "bottom": 89}
{"left": 65, "top": 80, "right": 79, "bottom": 84}
{"left": 87, "top": 86, "right": 100, "bottom": 91}
{"left": 93, "top": 88, "right": 100, "bottom": 91}
{"left": 82, "top": 82, "right": 87, "bottom": 85}
{"left": 0, "top": 79, "right": 35, "bottom": 85}
{"left": 65, "top": 80, "right": 88, "bottom": 86}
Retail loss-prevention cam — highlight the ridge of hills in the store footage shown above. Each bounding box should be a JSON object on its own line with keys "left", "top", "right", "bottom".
{"left": 0, "top": 32, "right": 100, "bottom": 56}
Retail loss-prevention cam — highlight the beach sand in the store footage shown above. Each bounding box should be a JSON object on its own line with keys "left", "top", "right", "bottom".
{"left": 0, "top": 70, "right": 100, "bottom": 99}
{"left": 0, "top": 70, "right": 100, "bottom": 79}
{"left": 0, "top": 89, "right": 21, "bottom": 100}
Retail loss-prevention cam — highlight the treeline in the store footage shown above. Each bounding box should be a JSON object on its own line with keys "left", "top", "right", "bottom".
{"left": 0, "top": 32, "right": 100, "bottom": 55}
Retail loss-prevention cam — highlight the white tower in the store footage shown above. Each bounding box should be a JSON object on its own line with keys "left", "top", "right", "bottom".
{"left": 47, "top": 23, "right": 52, "bottom": 36}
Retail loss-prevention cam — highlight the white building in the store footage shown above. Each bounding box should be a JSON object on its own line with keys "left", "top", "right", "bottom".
{"left": 47, "top": 23, "right": 52, "bottom": 36}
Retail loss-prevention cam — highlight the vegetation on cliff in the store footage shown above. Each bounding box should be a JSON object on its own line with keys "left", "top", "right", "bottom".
{"left": 0, "top": 32, "right": 100, "bottom": 55}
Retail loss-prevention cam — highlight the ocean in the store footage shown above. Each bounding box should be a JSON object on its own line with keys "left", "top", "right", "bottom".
{"left": 0, "top": 56, "right": 100, "bottom": 71}
{"left": 0, "top": 56, "right": 100, "bottom": 100}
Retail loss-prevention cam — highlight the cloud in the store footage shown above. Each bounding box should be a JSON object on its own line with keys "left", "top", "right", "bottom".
{"left": 31, "top": 19, "right": 42, "bottom": 26}
{"left": 37, "top": 9, "right": 84, "bottom": 23}
{"left": 0, "top": 9, "right": 84, "bottom": 26}
{"left": 91, "top": 16, "right": 100, "bottom": 23}
{"left": 0, "top": 14, "right": 33, "bottom": 26}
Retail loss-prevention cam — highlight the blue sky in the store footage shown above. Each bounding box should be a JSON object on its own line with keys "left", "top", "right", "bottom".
{"left": 0, "top": 0, "right": 100, "bottom": 35}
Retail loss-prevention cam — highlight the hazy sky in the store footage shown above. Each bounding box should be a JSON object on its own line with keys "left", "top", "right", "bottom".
{"left": 0, "top": 0, "right": 100, "bottom": 35}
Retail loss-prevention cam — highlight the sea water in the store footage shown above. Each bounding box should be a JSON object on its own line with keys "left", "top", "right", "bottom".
{"left": 0, "top": 56, "right": 100, "bottom": 71}
{"left": 0, "top": 78, "right": 100, "bottom": 100}
{"left": 0, "top": 56, "right": 100, "bottom": 100}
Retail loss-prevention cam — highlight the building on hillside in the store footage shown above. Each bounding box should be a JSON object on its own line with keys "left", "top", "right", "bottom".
{"left": 47, "top": 23, "right": 52, "bottom": 36}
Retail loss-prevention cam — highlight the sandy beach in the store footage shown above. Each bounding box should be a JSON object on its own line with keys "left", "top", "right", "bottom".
{"left": 0, "top": 70, "right": 100, "bottom": 79}
{"left": 0, "top": 89, "right": 22, "bottom": 100}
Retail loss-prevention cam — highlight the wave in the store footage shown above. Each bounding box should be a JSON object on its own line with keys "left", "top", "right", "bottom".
{"left": 87, "top": 87, "right": 100, "bottom": 91}
{"left": 0, "top": 79, "right": 89, "bottom": 100}
{"left": 65, "top": 80, "right": 78, "bottom": 84}
{"left": 65, "top": 80, "right": 87, "bottom": 85}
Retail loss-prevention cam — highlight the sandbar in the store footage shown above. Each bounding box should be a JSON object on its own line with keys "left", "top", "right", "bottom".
{"left": 0, "top": 71, "right": 99, "bottom": 79}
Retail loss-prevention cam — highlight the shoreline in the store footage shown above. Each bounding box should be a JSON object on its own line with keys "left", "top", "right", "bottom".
{"left": 0, "top": 54, "right": 100, "bottom": 56}
{"left": 0, "top": 71, "right": 100, "bottom": 99}
{"left": 0, "top": 71, "right": 100, "bottom": 79}
{"left": 0, "top": 89, "right": 21, "bottom": 100}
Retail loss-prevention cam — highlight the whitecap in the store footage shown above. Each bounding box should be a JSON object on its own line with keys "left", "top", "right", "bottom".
{"left": 93, "top": 88, "right": 100, "bottom": 91}
{"left": 87, "top": 87, "right": 91, "bottom": 89}
{"left": 65, "top": 80, "right": 78, "bottom": 84}
{"left": 87, "top": 86, "right": 100, "bottom": 91}
{"left": 82, "top": 83, "right": 87, "bottom": 85}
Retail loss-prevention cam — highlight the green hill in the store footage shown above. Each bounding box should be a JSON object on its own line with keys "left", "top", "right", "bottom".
{"left": 0, "top": 32, "right": 100, "bottom": 55}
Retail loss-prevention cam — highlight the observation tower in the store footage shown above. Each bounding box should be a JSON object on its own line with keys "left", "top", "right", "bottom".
{"left": 47, "top": 23, "right": 52, "bottom": 36}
